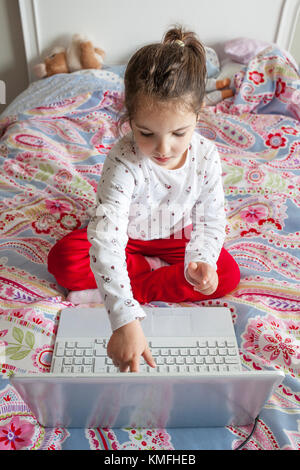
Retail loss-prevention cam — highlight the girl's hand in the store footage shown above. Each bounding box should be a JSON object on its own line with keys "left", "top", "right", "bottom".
{"left": 187, "top": 261, "right": 218, "bottom": 295}
{"left": 107, "top": 319, "right": 156, "bottom": 373}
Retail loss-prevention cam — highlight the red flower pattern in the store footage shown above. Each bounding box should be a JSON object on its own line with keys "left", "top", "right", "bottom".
{"left": 249, "top": 71, "right": 265, "bottom": 85}
{"left": 265, "top": 132, "right": 287, "bottom": 149}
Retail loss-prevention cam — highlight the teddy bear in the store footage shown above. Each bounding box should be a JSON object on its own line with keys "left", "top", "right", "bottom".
{"left": 204, "top": 46, "right": 235, "bottom": 106}
{"left": 204, "top": 77, "right": 234, "bottom": 106}
{"left": 34, "top": 34, "right": 105, "bottom": 79}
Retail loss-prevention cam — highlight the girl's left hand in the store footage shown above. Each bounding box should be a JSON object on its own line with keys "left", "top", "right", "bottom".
{"left": 187, "top": 261, "right": 218, "bottom": 295}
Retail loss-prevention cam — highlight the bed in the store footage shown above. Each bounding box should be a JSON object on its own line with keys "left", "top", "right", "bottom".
{"left": 0, "top": 0, "right": 299, "bottom": 450}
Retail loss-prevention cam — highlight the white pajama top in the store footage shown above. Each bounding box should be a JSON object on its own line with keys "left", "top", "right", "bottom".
{"left": 87, "top": 131, "right": 226, "bottom": 331}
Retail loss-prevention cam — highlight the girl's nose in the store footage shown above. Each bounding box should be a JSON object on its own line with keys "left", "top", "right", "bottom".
{"left": 156, "top": 139, "right": 170, "bottom": 156}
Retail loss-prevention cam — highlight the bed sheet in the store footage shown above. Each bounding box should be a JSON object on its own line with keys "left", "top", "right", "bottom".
{"left": 0, "top": 46, "right": 299, "bottom": 450}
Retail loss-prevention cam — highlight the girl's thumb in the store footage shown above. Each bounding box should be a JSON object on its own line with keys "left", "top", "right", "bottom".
{"left": 189, "top": 262, "right": 198, "bottom": 271}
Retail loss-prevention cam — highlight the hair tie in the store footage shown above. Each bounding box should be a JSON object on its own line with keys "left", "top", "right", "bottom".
{"left": 174, "top": 39, "right": 185, "bottom": 48}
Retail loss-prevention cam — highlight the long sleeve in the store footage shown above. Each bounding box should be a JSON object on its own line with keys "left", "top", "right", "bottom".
{"left": 184, "top": 144, "right": 226, "bottom": 276}
{"left": 87, "top": 153, "right": 146, "bottom": 332}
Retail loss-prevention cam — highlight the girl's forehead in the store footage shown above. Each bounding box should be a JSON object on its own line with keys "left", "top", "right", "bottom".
{"left": 133, "top": 94, "right": 195, "bottom": 120}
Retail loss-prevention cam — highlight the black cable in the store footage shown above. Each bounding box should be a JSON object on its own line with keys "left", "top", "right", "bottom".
{"left": 234, "top": 415, "right": 260, "bottom": 450}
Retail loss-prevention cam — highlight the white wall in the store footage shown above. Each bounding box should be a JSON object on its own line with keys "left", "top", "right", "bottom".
{"left": 0, "top": 0, "right": 300, "bottom": 114}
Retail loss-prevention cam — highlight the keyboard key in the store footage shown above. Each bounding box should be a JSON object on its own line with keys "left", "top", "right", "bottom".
{"left": 208, "top": 339, "right": 216, "bottom": 347}
{"left": 208, "top": 348, "right": 217, "bottom": 356}
{"left": 94, "top": 344, "right": 107, "bottom": 356}
{"left": 83, "top": 357, "right": 94, "bottom": 365}
{"left": 65, "top": 349, "right": 74, "bottom": 357}
{"left": 94, "top": 365, "right": 107, "bottom": 373}
{"left": 225, "top": 357, "right": 239, "bottom": 364}
{"left": 72, "top": 365, "right": 82, "bottom": 373}
{"left": 166, "top": 357, "right": 175, "bottom": 365}
{"left": 74, "top": 349, "right": 83, "bottom": 356}
{"left": 83, "top": 365, "right": 93, "bottom": 373}
{"left": 156, "top": 358, "right": 165, "bottom": 365}
{"left": 195, "top": 357, "right": 204, "bottom": 364}
{"left": 180, "top": 348, "right": 189, "bottom": 356}
{"left": 204, "top": 356, "right": 214, "bottom": 364}
{"left": 84, "top": 349, "right": 94, "bottom": 356}
{"left": 218, "top": 348, "right": 227, "bottom": 356}
{"left": 178, "top": 365, "right": 190, "bottom": 373}
{"left": 94, "top": 357, "right": 106, "bottom": 368}
{"left": 63, "top": 357, "right": 73, "bottom": 365}
{"left": 62, "top": 366, "right": 72, "bottom": 373}
{"left": 74, "top": 358, "right": 83, "bottom": 365}
{"left": 66, "top": 341, "right": 76, "bottom": 348}
{"left": 170, "top": 348, "right": 180, "bottom": 356}
{"left": 215, "top": 356, "right": 224, "bottom": 364}
{"left": 77, "top": 340, "right": 94, "bottom": 348}
{"left": 190, "top": 348, "right": 198, "bottom": 356}
{"left": 160, "top": 348, "right": 169, "bottom": 356}
{"left": 228, "top": 348, "right": 237, "bottom": 356}
{"left": 51, "top": 358, "right": 63, "bottom": 370}
{"left": 175, "top": 357, "right": 184, "bottom": 364}
{"left": 157, "top": 365, "right": 169, "bottom": 373}
{"left": 55, "top": 347, "right": 65, "bottom": 357}
{"left": 198, "top": 340, "right": 208, "bottom": 347}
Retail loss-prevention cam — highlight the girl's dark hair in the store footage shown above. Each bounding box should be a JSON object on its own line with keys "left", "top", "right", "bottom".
{"left": 119, "top": 25, "right": 206, "bottom": 131}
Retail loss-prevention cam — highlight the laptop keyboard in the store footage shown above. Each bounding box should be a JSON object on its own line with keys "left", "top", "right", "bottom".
{"left": 51, "top": 337, "right": 242, "bottom": 374}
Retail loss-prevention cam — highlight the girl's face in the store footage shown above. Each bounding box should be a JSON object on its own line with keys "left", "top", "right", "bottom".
{"left": 130, "top": 95, "right": 197, "bottom": 170}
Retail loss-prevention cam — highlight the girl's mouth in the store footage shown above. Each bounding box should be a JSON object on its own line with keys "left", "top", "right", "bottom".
{"left": 154, "top": 156, "right": 171, "bottom": 163}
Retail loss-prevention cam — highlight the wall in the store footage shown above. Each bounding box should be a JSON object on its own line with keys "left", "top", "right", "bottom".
{"left": 0, "top": 0, "right": 300, "bottom": 114}
{"left": 0, "top": 0, "right": 28, "bottom": 114}
{"left": 290, "top": 13, "right": 300, "bottom": 63}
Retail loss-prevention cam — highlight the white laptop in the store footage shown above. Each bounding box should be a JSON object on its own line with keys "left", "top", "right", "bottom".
{"left": 10, "top": 306, "right": 284, "bottom": 428}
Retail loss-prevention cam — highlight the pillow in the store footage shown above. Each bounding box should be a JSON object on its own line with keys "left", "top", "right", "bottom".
{"left": 102, "top": 64, "right": 126, "bottom": 77}
{"left": 205, "top": 46, "right": 220, "bottom": 78}
{"left": 224, "top": 37, "right": 271, "bottom": 64}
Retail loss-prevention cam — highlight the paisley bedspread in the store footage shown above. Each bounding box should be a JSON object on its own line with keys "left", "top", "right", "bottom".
{"left": 0, "top": 46, "right": 299, "bottom": 450}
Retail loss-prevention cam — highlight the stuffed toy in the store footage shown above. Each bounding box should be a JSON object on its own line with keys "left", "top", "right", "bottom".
{"left": 204, "top": 77, "right": 234, "bottom": 106}
{"left": 34, "top": 34, "right": 105, "bottom": 79}
{"left": 204, "top": 46, "right": 235, "bottom": 106}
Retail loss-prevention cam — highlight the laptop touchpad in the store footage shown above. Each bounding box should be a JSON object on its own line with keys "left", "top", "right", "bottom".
{"left": 151, "top": 311, "right": 193, "bottom": 336}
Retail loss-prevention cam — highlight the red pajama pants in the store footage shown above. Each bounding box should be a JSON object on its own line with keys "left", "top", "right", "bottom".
{"left": 47, "top": 226, "right": 240, "bottom": 304}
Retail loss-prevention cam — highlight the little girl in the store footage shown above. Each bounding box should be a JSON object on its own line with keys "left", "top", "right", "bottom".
{"left": 48, "top": 26, "right": 240, "bottom": 373}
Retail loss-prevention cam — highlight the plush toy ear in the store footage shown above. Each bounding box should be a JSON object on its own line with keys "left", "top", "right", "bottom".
{"left": 80, "top": 41, "right": 103, "bottom": 69}
{"left": 33, "top": 63, "right": 47, "bottom": 79}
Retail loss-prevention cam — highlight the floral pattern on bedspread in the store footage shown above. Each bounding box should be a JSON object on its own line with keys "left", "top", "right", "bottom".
{"left": 0, "top": 46, "right": 299, "bottom": 450}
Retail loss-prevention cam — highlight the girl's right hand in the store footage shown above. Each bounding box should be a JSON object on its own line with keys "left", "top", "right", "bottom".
{"left": 107, "top": 319, "right": 156, "bottom": 373}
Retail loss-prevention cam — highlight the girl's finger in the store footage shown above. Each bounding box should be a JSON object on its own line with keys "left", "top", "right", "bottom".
{"left": 129, "top": 355, "right": 140, "bottom": 373}
{"left": 119, "top": 363, "right": 129, "bottom": 372}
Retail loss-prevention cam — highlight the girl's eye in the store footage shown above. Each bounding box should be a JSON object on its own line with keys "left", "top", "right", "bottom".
{"left": 140, "top": 132, "right": 153, "bottom": 137}
{"left": 173, "top": 133, "right": 185, "bottom": 137}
